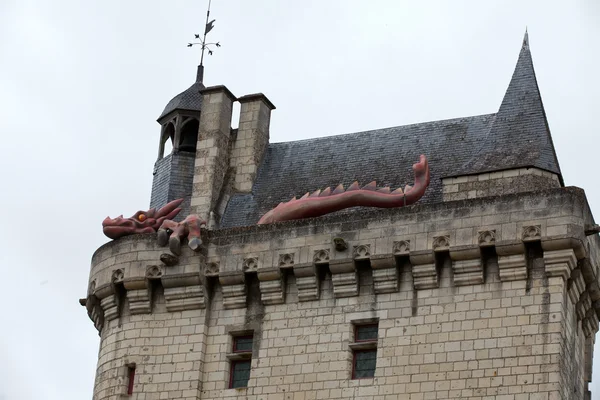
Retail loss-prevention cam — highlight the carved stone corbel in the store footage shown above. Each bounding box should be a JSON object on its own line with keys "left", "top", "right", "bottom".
{"left": 329, "top": 259, "right": 358, "bottom": 298}
{"left": 162, "top": 273, "right": 205, "bottom": 311}
{"left": 257, "top": 267, "right": 285, "bottom": 305}
{"left": 409, "top": 250, "right": 437, "bottom": 289}
{"left": 293, "top": 263, "right": 319, "bottom": 302}
{"left": 219, "top": 271, "right": 246, "bottom": 309}
{"left": 370, "top": 255, "right": 398, "bottom": 294}
{"left": 96, "top": 284, "right": 119, "bottom": 322}
{"left": 124, "top": 278, "right": 151, "bottom": 314}
{"left": 495, "top": 241, "right": 527, "bottom": 281}
{"left": 542, "top": 248, "right": 577, "bottom": 282}
{"left": 449, "top": 245, "right": 483, "bottom": 286}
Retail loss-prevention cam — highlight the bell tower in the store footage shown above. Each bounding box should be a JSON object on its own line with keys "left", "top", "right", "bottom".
{"left": 149, "top": 65, "right": 206, "bottom": 219}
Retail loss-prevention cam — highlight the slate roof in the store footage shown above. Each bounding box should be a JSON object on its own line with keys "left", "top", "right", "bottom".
{"left": 455, "top": 32, "right": 561, "bottom": 177}
{"left": 219, "top": 33, "right": 562, "bottom": 228}
{"left": 158, "top": 66, "right": 205, "bottom": 121}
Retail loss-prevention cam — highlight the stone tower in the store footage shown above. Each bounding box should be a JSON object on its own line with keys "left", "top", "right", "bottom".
{"left": 84, "top": 33, "right": 600, "bottom": 400}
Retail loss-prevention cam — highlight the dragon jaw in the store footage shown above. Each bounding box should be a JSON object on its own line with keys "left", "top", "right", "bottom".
{"left": 102, "top": 198, "right": 184, "bottom": 239}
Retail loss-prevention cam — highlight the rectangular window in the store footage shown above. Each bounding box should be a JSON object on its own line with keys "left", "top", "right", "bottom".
{"left": 230, "top": 360, "right": 252, "bottom": 388}
{"left": 228, "top": 334, "right": 253, "bottom": 389}
{"left": 351, "top": 323, "right": 378, "bottom": 379}
{"left": 232, "top": 335, "right": 253, "bottom": 353}
{"left": 353, "top": 350, "right": 377, "bottom": 378}
{"left": 355, "top": 324, "right": 378, "bottom": 342}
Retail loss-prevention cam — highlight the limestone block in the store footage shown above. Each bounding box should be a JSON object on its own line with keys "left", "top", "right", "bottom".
{"left": 449, "top": 246, "right": 483, "bottom": 286}
{"left": 329, "top": 259, "right": 358, "bottom": 298}
{"left": 410, "top": 250, "right": 438, "bottom": 289}
{"left": 371, "top": 255, "right": 398, "bottom": 294}
{"left": 294, "top": 263, "right": 319, "bottom": 301}
{"left": 257, "top": 267, "right": 285, "bottom": 305}
{"left": 496, "top": 241, "right": 527, "bottom": 281}
{"left": 219, "top": 271, "right": 246, "bottom": 309}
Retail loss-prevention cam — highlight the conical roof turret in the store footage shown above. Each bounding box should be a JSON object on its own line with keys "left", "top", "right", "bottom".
{"left": 158, "top": 65, "right": 206, "bottom": 121}
{"left": 457, "top": 30, "right": 562, "bottom": 180}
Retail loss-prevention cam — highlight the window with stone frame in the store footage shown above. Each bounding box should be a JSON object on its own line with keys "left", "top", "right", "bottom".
{"left": 228, "top": 334, "right": 253, "bottom": 388}
{"left": 350, "top": 323, "right": 378, "bottom": 379}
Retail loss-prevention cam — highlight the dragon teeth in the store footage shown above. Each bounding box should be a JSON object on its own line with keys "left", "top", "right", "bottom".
{"left": 300, "top": 192, "right": 310, "bottom": 199}
{"left": 320, "top": 187, "right": 332, "bottom": 197}
{"left": 347, "top": 181, "right": 360, "bottom": 191}
{"left": 404, "top": 184, "right": 412, "bottom": 192}
{"left": 310, "top": 189, "right": 321, "bottom": 198}
{"left": 332, "top": 184, "right": 345, "bottom": 195}
{"left": 361, "top": 181, "right": 377, "bottom": 191}
{"left": 392, "top": 187, "right": 404, "bottom": 194}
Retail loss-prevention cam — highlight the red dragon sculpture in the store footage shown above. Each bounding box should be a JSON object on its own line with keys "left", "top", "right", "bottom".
{"left": 257, "top": 154, "right": 430, "bottom": 224}
{"left": 102, "top": 199, "right": 184, "bottom": 239}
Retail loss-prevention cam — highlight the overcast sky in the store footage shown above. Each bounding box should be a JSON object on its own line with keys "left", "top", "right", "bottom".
{"left": 1, "top": 1, "right": 599, "bottom": 399}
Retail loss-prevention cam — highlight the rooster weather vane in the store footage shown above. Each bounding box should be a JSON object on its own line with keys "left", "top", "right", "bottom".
{"left": 187, "top": 0, "right": 221, "bottom": 66}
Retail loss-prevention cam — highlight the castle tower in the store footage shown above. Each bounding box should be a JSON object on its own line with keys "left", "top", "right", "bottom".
{"left": 85, "top": 33, "right": 600, "bottom": 400}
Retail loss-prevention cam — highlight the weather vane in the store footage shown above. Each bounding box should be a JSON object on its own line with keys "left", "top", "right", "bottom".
{"left": 187, "top": 0, "right": 221, "bottom": 66}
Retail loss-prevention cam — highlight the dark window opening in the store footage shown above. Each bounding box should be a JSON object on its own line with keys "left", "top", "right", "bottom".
{"left": 233, "top": 335, "right": 253, "bottom": 353}
{"left": 179, "top": 118, "right": 199, "bottom": 152}
{"left": 355, "top": 324, "right": 378, "bottom": 342}
{"left": 230, "top": 360, "right": 251, "bottom": 388}
{"left": 352, "top": 350, "right": 377, "bottom": 379}
{"left": 127, "top": 365, "right": 136, "bottom": 395}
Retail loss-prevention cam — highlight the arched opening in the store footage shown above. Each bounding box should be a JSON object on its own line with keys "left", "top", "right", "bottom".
{"left": 179, "top": 118, "right": 199, "bottom": 153}
{"left": 159, "top": 122, "right": 175, "bottom": 158}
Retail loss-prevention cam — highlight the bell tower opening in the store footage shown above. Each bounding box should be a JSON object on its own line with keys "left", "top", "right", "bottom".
{"left": 179, "top": 118, "right": 199, "bottom": 153}
{"left": 158, "top": 122, "right": 175, "bottom": 159}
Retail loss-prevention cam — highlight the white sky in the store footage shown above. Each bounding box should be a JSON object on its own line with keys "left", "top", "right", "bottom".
{"left": 0, "top": 1, "right": 599, "bottom": 398}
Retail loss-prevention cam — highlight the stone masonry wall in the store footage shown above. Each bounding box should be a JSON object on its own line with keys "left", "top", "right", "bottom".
{"left": 85, "top": 187, "right": 600, "bottom": 400}
{"left": 442, "top": 168, "right": 561, "bottom": 202}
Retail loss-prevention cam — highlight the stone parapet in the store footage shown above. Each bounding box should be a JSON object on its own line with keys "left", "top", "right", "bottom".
{"left": 86, "top": 188, "right": 600, "bottom": 332}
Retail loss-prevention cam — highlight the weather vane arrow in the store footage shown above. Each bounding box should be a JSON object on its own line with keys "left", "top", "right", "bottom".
{"left": 187, "top": 0, "right": 221, "bottom": 66}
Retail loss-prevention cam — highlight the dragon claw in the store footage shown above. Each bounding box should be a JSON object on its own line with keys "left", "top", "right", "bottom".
{"left": 157, "top": 214, "right": 207, "bottom": 255}
{"left": 169, "top": 236, "right": 182, "bottom": 256}
{"left": 157, "top": 230, "right": 169, "bottom": 246}
{"left": 188, "top": 237, "right": 203, "bottom": 252}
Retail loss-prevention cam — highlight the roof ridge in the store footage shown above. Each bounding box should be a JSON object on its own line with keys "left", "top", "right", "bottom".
{"left": 269, "top": 113, "right": 497, "bottom": 146}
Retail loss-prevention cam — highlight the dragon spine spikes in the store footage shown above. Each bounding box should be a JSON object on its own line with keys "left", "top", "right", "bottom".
{"left": 288, "top": 181, "right": 410, "bottom": 200}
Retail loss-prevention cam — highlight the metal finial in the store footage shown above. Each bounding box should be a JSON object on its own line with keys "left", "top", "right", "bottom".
{"left": 187, "top": 0, "right": 221, "bottom": 68}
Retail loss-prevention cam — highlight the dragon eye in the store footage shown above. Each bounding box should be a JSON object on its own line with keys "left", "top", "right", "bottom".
{"left": 138, "top": 214, "right": 147, "bottom": 222}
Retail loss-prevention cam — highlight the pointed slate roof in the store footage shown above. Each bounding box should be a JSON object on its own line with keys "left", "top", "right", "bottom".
{"left": 158, "top": 66, "right": 205, "bottom": 121}
{"left": 455, "top": 32, "right": 561, "bottom": 177}
{"left": 216, "top": 33, "right": 563, "bottom": 227}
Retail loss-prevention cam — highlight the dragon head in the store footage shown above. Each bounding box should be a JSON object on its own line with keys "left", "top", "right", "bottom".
{"left": 102, "top": 199, "right": 184, "bottom": 239}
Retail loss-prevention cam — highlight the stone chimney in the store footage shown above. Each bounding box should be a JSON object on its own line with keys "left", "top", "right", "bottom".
{"left": 230, "top": 93, "right": 275, "bottom": 192}
{"left": 190, "top": 85, "right": 236, "bottom": 221}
